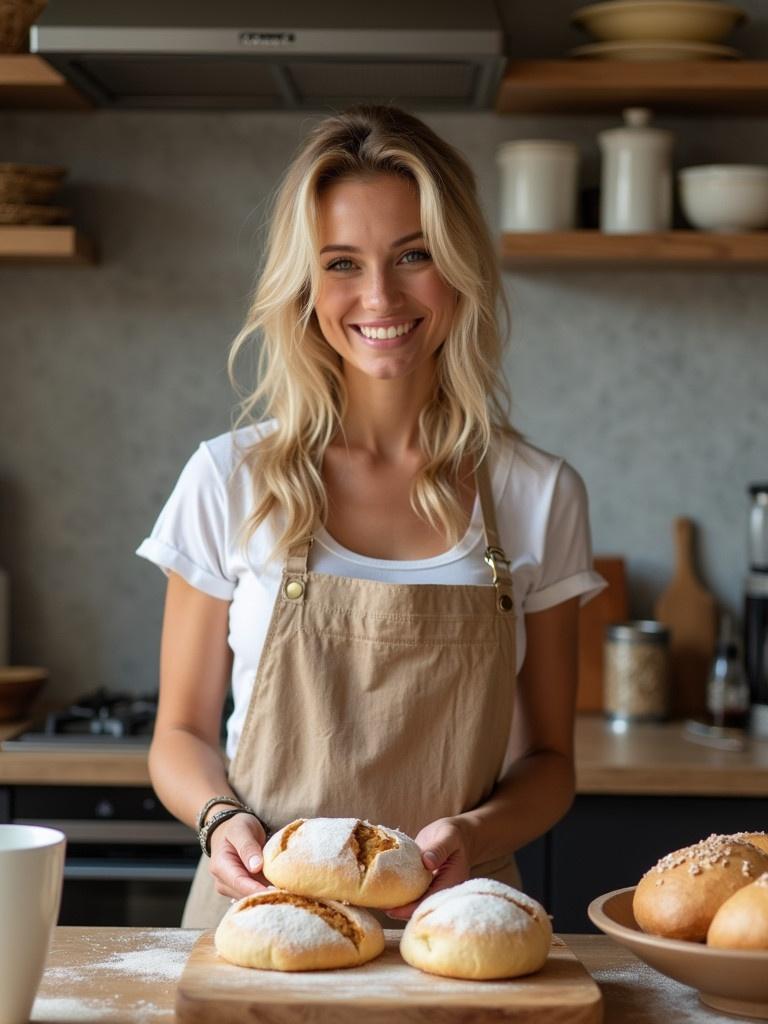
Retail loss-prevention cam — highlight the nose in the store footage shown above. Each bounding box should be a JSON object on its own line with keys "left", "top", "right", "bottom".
{"left": 362, "top": 265, "right": 402, "bottom": 313}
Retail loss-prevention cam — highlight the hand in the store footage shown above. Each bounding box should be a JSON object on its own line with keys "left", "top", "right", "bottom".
{"left": 383, "top": 817, "right": 471, "bottom": 920}
{"left": 209, "top": 813, "right": 272, "bottom": 899}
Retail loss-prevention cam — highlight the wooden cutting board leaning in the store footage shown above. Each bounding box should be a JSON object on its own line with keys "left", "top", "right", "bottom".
{"left": 176, "top": 931, "right": 603, "bottom": 1023}
{"left": 654, "top": 517, "right": 717, "bottom": 719}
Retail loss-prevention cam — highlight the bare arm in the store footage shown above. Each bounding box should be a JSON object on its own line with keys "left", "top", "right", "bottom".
{"left": 148, "top": 571, "right": 268, "bottom": 897}
{"left": 387, "top": 595, "right": 579, "bottom": 916}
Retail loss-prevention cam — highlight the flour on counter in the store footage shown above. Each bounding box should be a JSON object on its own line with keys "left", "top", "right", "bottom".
{"left": 593, "top": 961, "right": 740, "bottom": 1024}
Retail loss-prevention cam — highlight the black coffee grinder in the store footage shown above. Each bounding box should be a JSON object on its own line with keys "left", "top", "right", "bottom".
{"left": 746, "top": 483, "right": 768, "bottom": 737}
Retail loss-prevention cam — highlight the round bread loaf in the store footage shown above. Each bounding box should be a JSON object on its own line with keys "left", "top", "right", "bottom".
{"left": 730, "top": 831, "right": 768, "bottom": 856}
{"left": 399, "top": 878, "right": 552, "bottom": 980}
{"left": 214, "top": 888, "right": 385, "bottom": 970}
{"left": 633, "top": 834, "right": 768, "bottom": 941}
{"left": 262, "top": 818, "right": 432, "bottom": 908}
{"left": 707, "top": 872, "right": 768, "bottom": 949}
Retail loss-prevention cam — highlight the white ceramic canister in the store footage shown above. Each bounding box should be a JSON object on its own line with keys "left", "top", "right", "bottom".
{"left": 497, "top": 140, "right": 579, "bottom": 232}
{"left": 598, "top": 108, "right": 673, "bottom": 233}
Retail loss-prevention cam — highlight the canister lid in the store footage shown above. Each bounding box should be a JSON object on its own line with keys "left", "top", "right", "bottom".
{"left": 605, "top": 620, "right": 670, "bottom": 643}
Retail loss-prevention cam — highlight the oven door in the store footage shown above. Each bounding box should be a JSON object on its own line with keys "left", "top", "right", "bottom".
{"left": 12, "top": 785, "right": 200, "bottom": 926}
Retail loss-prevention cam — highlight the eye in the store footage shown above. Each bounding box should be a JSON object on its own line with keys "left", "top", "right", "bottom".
{"left": 325, "top": 257, "right": 356, "bottom": 272}
{"left": 401, "top": 249, "right": 430, "bottom": 264}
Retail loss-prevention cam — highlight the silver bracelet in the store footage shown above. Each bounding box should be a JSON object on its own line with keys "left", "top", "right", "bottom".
{"left": 196, "top": 794, "right": 247, "bottom": 833}
{"left": 199, "top": 807, "right": 259, "bottom": 857}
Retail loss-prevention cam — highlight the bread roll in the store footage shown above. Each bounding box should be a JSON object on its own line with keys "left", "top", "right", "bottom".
{"left": 400, "top": 878, "right": 552, "bottom": 980}
{"left": 214, "top": 888, "right": 385, "bottom": 970}
{"left": 730, "top": 831, "right": 768, "bottom": 856}
{"left": 707, "top": 872, "right": 768, "bottom": 949}
{"left": 633, "top": 834, "right": 768, "bottom": 941}
{"left": 262, "top": 818, "right": 431, "bottom": 908}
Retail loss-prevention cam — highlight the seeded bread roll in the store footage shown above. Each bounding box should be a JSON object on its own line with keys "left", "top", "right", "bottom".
{"left": 400, "top": 879, "right": 552, "bottom": 980}
{"left": 633, "top": 834, "right": 768, "bottom": 941}
{"left": 214, "top": 888, "right": 385, "bottom": 970}
{"left": 730, "top": 831, "right": 768, "bottom": 856}
{"left": 707, "top": 872, "right": 768, "bottom": 949}
{"left": 262, "top": 818, "right": 432, "bottom": 908}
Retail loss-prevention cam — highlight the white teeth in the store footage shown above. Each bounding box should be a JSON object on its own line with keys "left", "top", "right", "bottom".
{"left": 358, "top": 320, "right": 416, "bottom": 340}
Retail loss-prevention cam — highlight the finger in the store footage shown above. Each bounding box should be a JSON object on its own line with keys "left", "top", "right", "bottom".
{"left": 212, "top": 838, "right": 267, "bottom": 897}
{"left": 218, "top": 815, "right": 267, "bottom": 874}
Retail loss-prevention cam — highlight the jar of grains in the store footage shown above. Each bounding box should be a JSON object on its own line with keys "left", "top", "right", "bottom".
{"left": 604, "top": 621, "right": 670, "bottom": 724}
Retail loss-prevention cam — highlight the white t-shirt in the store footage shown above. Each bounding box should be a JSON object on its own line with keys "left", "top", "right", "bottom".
{"left": 137, "top": 421, "right": 606, "bottom": 759}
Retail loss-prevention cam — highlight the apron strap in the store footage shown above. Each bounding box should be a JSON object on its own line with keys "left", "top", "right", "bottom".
{"left": 283, "top": 538, "right": 312, "bottom": 604}
{"left": 476, "top": 456, "right": 515, "bottom": 614}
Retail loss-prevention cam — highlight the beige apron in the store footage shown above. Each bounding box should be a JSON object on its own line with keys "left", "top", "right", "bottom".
{"left": 182, "top": 456, "right": 520, "bottom": 928}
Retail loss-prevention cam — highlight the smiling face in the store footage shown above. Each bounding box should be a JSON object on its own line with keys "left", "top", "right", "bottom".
{"left": 313, "top": 173, "right": 457, "bottom": 383}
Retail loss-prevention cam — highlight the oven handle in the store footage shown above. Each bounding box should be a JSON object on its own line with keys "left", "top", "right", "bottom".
{"left": 15, "top": 818, "right": 196, "bottom": 845}
{"left": 64, "top": 862, "right": 198, "bottom": 882}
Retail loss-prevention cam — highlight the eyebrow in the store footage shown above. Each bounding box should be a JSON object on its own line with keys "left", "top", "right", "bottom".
{"left": 319, "top": 231, "right": 424, "bottom": 255}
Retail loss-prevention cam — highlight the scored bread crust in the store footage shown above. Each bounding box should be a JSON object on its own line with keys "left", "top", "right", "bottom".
{"left": 399, "top": 878, "right": 553, "bottom": 980}
{"left": 633, "top": 834, "right": 768, "bottom": 941}
{"left": 262, "top": 817, "right": 432, "bottom": 908}
{"left": 707, "top": 872, "right": 768, "bottom": 949}
{"left": 214, "top": 888, "right": 385, "bottom": 970}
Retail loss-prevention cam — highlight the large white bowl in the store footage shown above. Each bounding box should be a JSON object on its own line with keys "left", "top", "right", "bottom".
{"left": 679, "top": 164, "right": 768, "bottom": 232}
{"left": 589, "top": 887, "right": 768, "bottom": 1018}
{"left": 572, "top": 0, "right": 747, "bottom": 44}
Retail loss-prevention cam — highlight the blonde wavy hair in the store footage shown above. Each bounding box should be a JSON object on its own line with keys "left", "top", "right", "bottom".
{"left": 228, "top": 104, "right": 516, "bottom": 558}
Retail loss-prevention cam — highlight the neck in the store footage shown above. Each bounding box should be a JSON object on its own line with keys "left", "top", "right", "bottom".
{"left": 338, "top": 361, "right": 436, "bottom": 461}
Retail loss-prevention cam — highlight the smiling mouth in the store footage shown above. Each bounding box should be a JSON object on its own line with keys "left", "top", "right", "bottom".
{"left": 351, "top": 318, "right": 423, "bottom": 341}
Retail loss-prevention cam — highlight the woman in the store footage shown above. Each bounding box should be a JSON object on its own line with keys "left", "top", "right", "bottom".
{"left": 137, "top": 105, "right": 606, "bottom": 929}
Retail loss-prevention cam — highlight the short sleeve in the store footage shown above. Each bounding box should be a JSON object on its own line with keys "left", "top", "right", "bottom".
{"left": 136, "top": 444, "right": 236, "bottom": 601}
{"left": 523, "top": 461, "right": 607, "bottom": 614}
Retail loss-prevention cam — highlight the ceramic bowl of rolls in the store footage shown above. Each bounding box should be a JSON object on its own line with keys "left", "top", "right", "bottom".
{"left": 588, "top": 831, "right": 768, "bottom": 1017}
{"left": 213, "top": 817, "right": 553, "bottom": 980}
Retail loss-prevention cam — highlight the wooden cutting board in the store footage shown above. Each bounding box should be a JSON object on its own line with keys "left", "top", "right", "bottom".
{"left": 654, "top": 517, "right": 717, "bottom": 719}
{"left": 176, "top": 930, "right": 603, "bottom": 1023}
{"left": 577, "top": 556, "right": 629, "bottom": 713}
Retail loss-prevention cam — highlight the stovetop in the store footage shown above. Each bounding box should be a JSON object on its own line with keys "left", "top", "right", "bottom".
{"left": 1, "top": 688, "right": 157, "bottom": 750}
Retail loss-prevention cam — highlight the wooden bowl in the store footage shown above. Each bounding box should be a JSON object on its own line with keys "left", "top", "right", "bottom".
{"left": 588, "top": 886, "right": 768, "bottom": 1018}
{"left": 0, "top": 666, "right": 48, "bottom": 722}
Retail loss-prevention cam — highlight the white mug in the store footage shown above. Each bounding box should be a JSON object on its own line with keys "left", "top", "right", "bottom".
{"left": 0, "top": 825, "right": 66, "bottom": 1024}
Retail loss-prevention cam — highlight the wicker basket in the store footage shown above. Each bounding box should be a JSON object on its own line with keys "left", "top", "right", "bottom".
{"left": 0, "top": 162, "right": 66, "bottom": 179}
{"left": 0, "top": 203, "right": 69, "bottom": 224}
{"left": 0, "top": 0, "right": 48, "bottom": 53}
{"left": 0, "top": 176, "right": 61, "bottom": 202}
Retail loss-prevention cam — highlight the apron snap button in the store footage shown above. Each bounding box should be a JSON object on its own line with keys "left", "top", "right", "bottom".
{"left": 498, "top": 593, "right": 514, "bottom": 612}
{"left": 284, "top": 579, "right": 305, "bottom": 600}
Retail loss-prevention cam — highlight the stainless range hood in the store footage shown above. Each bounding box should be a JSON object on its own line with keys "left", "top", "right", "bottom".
{"left": 31, "top": 0, "right": 506, "bottom": 111}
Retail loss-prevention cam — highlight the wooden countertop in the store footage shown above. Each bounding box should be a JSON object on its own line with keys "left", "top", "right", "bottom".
{"left": 30, "top": 927, "right": 739, "bottom": 1023}
{"left": 2, "top": 715, "right": 768, "bottom": 794}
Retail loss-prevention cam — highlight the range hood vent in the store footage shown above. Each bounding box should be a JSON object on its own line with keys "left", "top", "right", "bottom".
{"left": 31, "top": 1, "right": 506, "bottom": 110}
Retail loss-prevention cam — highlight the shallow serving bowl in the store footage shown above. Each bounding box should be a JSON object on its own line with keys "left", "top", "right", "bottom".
{"left": 588, "top": 886, "right": 768, "bottom": 1018}
{"left": 0, "top": 666, "right": 48, "bottom": 722}
{"left": 679, "top": 164, "right": 768, "bottom": 232}
{"left": 572, "top": 0, "right": 747, "bottom": 44}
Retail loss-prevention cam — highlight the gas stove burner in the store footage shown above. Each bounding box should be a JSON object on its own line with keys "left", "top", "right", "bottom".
{"left": 43, "top": 687, "right": 158, "bottom": 738}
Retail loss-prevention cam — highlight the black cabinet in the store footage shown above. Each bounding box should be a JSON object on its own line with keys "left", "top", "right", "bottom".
{"left": 518, "top": 794, "right": 768, "bottom": 933}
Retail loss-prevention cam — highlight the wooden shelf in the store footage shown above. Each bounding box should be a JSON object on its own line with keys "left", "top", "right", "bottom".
{"left": 0, "top": 54, "right": 91, "bottom": 109}
{"left": 496, "top": 60, "right": 768, "bottom": 115}
{"left": 500, "top": 230, "right": 768, "bottom": 269}
{"left": 0, "top": 225, "right": 96, "bottom": 264}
